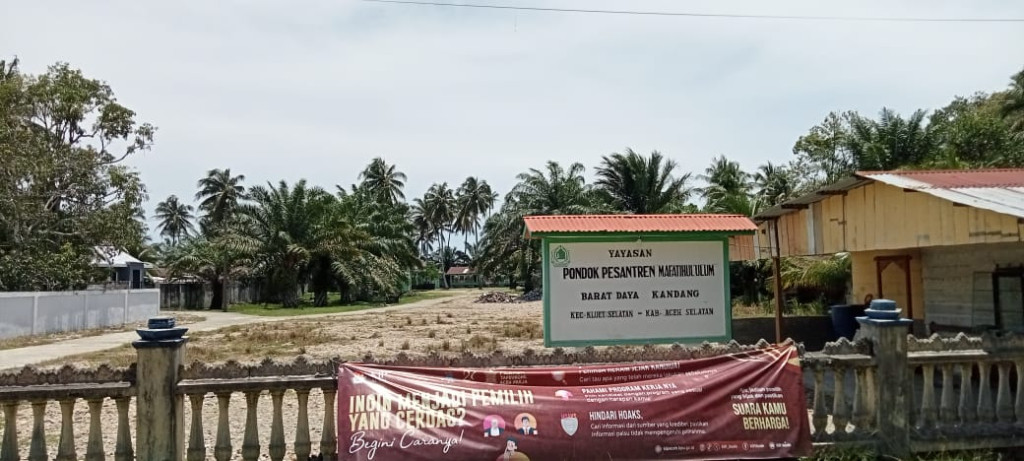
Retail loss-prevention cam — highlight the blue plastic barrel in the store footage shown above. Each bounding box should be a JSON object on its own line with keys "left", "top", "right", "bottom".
{"left": 830, "top": 304, "right": 866, "bottom": 339}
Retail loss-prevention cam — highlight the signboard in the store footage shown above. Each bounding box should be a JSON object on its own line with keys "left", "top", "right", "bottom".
{"left": 544, "top": 238, "right": 729, "bottom": 346}
{"left": 338, "top": 345, "right": 811, "bottom": 460}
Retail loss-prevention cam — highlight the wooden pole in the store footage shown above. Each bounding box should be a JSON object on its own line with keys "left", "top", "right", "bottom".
{"left": 772, "top": 219, "right": 785, "bottom": 344}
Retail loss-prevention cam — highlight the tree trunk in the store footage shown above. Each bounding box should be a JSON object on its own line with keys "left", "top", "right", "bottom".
{"left": 522, "top": 245, "right": 534, "bottom": 293}
{"left": 313, "top": 290, "right": 328, "bottom": 307}
{"left": 210, "top": 278, "right": 224, "bottom": 310}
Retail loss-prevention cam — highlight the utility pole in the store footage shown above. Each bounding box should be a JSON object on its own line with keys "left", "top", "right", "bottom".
{"left": 772, "top": 219, "right": 785, "bottom": 344}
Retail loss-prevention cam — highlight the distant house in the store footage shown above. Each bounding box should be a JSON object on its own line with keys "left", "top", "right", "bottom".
{"left": 751, "top": 169, "right": 1024, "bottom": 335}
{"left": 446, "top": 266, "right": 480, "bottom": 288}
{"left": 92, "top": 246, "right": 153, "bottom": 289}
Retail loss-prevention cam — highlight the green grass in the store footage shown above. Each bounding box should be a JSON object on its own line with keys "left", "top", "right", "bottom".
{"left": 228, "top": 290, "right": 459, "bottom": 316}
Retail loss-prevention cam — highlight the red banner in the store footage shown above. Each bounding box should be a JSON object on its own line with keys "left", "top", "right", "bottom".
{"left": 338, "top": 345, "right": 811, "bottom": 460}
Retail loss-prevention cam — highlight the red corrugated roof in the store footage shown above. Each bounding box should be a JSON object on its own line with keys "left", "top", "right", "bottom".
{"left": 856, "top": 168, "right": 1024, "bottom": 188}
{"left": 523, "top": 214, "right": 757, "bottom": 238}
{"left": 445, "top": 266, "right": 474, "bottom": 276}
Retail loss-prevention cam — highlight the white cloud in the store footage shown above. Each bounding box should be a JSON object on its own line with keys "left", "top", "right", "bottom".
{"left": 3, "top": 0, "right": 1022, "bottom": 234}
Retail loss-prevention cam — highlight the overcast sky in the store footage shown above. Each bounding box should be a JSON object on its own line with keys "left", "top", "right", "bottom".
{"left": 3, "top": 0, "right": 1023, "bottom": 235}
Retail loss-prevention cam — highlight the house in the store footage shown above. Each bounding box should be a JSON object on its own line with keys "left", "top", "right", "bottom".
{"left": 92, "top": 246, "right": 153, "bottom": 289}
{"left": 751, "top": 169, "right": 1024, "bottom": 335}
{"left": 446, "top": 266, "right": 480, "bottom": 288}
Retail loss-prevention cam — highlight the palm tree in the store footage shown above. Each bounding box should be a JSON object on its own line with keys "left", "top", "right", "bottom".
{"left": 236, "top": 180, "right": 334, "bottom": 307}
{"left": 699, "top": 155, "right": 752, "bottom": 214}
{"left": 153, "top": 195, "right": 196, "bottom": 244}
{"left": 359, "top": 157, "right": 407, "bottom": 204}
{"left": 1000, "top": 67, "right": 1024, "bottom": 133}
{"left": 164, "top": 235, "right": 251, "bottom": 310}
{"left": 195, "top": 168, "right": 246, "bottom": 233}
{"left": 455, "top": 177, "right": 498, "bottom": 247}
{"left": 476, "top": 161, "right": 594, "bottom": 291}
{"left": 594, "top": 148, "right": 692, "bottom": 214}
{"left": 847, "top": 108, "right": 936, "bottom": 170}
{"left": 752, "top": 162, "right": 797, "bottom": 211}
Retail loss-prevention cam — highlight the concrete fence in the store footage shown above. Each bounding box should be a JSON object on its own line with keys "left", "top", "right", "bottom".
{"left": 0, "top": 289, "right": 159, "bottom": 340}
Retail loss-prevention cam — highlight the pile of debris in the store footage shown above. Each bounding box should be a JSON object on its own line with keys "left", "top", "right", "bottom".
{"left": 475, "top": 291, "right": 520, "bottom": 303}
{"left": 518, "top": 289, "right": 543, "bottom": 302}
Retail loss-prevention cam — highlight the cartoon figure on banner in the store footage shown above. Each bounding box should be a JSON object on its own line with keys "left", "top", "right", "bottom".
{"left": 496, "top": 438, "right": 529, "bottom": 461}
{"left": 514, "top": 413, "right": 537, "bottom": 435}
{"left": 483, "top": 415, "right": 506, "bottom": 437}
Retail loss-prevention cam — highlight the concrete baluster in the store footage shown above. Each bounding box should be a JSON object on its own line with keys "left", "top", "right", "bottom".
{"left": 0, "top": 401, "right": 17, "bottom": 461}
{"left": 85, "top": 398, "right": 106, "bottom": 461}
{"left": 939, "top": 364, "right": 957, "bottom": 426}
{"left": 851, "top": 367, "right": 870, "bottom": 432}
{"left": 114, "top": 397, "right": 134, "bottom": 461}
{"left": 295, "top": 389, "right": 312, "bottom": 461}
{"left": 28, "top": 401, "right": 47, "bottom": 461}
{"left": 269, "top": 390, "right": 286, "bottom": 461}
{"left": 996, "top": 362, "right": 1014, "bottom": 423}
{"left": 811, "top": 369, "right": 827, "bottom": 435}
{"left": 918, "top": 365, "right": 936, "bottom": 429}
{"left": 863, "top": 367, "right": 877, "bottom": 431}
{"left": 187, "top": 395, "right": 206, "bottom": 461}
{"left": 321, "top": 389, "right": 338, "bottom": 461}
{"left": 242, "top": 391, "right": 261, "bottom": 461}
{"left": 56, "top": 399, "right": 77, "bottom": 461}
{"left": 977, "top": 362, "right": 995, "bottom": 422}
{"left": 214, "top": 393, "right": 232, "bottom": 461}
{"left": 832, "top": 367, "right": 849, "bottom": 433}
{"left": 958, "top": 363, "right": 976, "bottom": 425}
{"left": 1016, "top": 361, "right": 1024, "bottom": 425}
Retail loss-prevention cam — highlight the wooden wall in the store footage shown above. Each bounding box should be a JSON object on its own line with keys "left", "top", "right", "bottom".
{"left": 755, "top": 182, "right": 1023, "bottom": 257}
{"left": 850, "top": 249, "right": 925, "bottom": 320}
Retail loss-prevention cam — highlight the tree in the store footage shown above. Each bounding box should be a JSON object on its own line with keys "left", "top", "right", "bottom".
{"left": 1000, "top": 67, "right": 1024, "bottom": 133}
{"left": 414, "top": 183, "right": 457, "bottom": 287}
{"left": 477, "top": 161, "right": 594, "bottom": 291}
{"left": 849, "top": 108, "right": 936, "bottom": 170}
{"left": 0, "top": 59, "right": 154, "bottom": 291}
{"left": 154, "top": 195, "right": 196, "bottom": 244}
{"left": 164, "top": 235, "right": 251, "bottom": 310}
{"left": 928, "top": 93, "right": 1023, "bottom": 168}
{"left": 455, "top": 176, "right": 497, "bottom": 247}
{"left": 699, "top": 156, "right": 752, "bottom": 214}
{"left": 594, "top": 148, "right": 692, "bottom": 214}
{"left": 236, "top": 180, "right": 334, "bottom": 307}
{"left": 195, "top": 168, "right": 246, "bottom": 234}
{"left": 359, "top": 157, "right": 407, "bottom": 204}
{"left": 752, "top": 162, "right": 797, "bottom": 211}
{"left": 792, "top": 111, "right": 858, "bottom": 185}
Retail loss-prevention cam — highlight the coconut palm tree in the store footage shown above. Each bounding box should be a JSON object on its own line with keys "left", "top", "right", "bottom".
{"left": 594, "top": 148, "right": 692, "bottom": 214}
{"left": 699, "top": 155, "right": 752, "bottom": 214}
{"left": 359, "top": 157, "right": 407, "bottom": 204}
{"left": 752, "top": 162, "right": 797, "bottom": 211}
{"left": 153, "top": 195, "right": 196, "bottom": 244}
{"left": 195, "top": 168, "right": 246, "bottom": 234}
{"left": 455, "top": 177, "right": 498, "bottom": 247}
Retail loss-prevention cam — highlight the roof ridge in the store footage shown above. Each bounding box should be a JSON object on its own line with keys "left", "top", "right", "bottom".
{"left": 857, "top": 168, "right": 1024, "bottom": 175}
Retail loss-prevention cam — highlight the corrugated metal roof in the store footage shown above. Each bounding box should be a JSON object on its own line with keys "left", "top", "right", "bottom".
{"left": 445, "top": 266, "right": 474, "bottom": 276}
{"left": 860, "top": 170, "right": 1024, "bottom": 219}
{"left": 523, "top": 214, "right": 757, "bottom": 238}
{"left": 754, "top": 169, "right": 1024, "bottom": 222}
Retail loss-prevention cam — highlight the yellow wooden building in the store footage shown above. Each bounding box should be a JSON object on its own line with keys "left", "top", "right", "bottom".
{"left": 751, "top": 169, "right": 1024, "bottom": 334}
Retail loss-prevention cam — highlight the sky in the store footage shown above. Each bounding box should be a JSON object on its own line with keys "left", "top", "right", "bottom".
{"left": 3, "top": 0, "right": 1024, "bottom": 237}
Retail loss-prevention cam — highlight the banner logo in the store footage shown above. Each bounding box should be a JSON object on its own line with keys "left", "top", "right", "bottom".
{"left": 551, "top": 245, "right": 570, "bottom": 267}
{"left": 560, "top": 413, "right": 579, "bottom": 436}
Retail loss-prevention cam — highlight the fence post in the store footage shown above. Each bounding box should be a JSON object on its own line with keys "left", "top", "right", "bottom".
{"left": 857, "top": 299, "right": 913, "bottom": 457}
{"left": 133, "top": 317, "right": 188, "bottom": 461}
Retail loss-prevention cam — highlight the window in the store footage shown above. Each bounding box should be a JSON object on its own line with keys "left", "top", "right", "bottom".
{"left": 994, "top": 268, "right": 1024, "bottom": 332}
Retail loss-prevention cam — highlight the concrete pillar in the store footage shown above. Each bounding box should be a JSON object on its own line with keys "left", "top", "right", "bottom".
{"left": 857, "top": 299, "right": 913, "bottom": 457}
{"left": 133, "top": 318, "right": 188, "bottom": 461}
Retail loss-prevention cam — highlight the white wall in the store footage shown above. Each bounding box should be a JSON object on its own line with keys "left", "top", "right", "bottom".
{"left": 921, "top": 242, "right": 1024, "bottom": 327}
{"left": 0, "top": 289, "right": 160, "bottom": 340}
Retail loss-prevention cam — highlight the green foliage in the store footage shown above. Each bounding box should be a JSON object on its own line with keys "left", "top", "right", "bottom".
{"left": 593, "top": 148, "right": 693, "bottom": 213}
{"left": 0, "top": 58, "right": 153, "bottom": 290}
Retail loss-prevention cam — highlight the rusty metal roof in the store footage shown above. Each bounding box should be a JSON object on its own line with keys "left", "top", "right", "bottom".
{"left": 754, "top": 168, "right": 1024, "bottom": 221}
{"left": 445, "top": 266, "right": 474, "bottom": 276}
{"left": 523, "top": 214, "right": 757, "bottom": 238}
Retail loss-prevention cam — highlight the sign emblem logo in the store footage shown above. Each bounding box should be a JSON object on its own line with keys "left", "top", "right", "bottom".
{"left": 552, "top": 245, "right": 570, "bottom": 267}
{"left": 560, "top": 413, "right": 579, "bottom": 436}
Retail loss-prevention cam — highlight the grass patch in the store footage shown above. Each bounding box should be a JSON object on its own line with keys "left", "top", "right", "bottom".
{"left": 229, "top": 290, "right": 458, "bottom": 317}
{"left": 0, "top": 313, "right": 206, "bottom": 351}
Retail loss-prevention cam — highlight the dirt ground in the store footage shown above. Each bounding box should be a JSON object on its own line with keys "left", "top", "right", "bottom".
{"left": 2, "top": 295, "right": 544, "bottom": 461}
